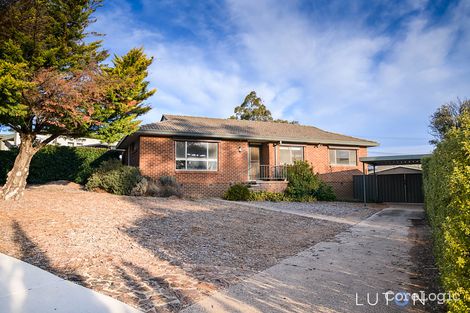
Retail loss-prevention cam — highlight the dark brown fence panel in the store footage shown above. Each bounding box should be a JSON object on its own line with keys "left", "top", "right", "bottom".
{"left": 353, "top": 173, "right": 423, "bottom": 203}
{"left": 378, "top": 174, "right": 406, "bottom": 202}
{"left": 353, "top": 175, "right": 377, "bottom": 202}
{"left": 405, "top": 173, "right": 424, "bottom": 203}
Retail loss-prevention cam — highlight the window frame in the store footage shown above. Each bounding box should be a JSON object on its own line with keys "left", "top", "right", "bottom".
{"left": 279, "top": 145, "right": 304, "bottom": 165}
{"left": 175, "top": 140, "right": 218, "bottom": 171}
{"left": 329, "top": 149, "right": 357, "bottom": 166}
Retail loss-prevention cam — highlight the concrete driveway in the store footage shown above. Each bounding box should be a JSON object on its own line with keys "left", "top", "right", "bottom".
{"left": 0, "top": 253, "right": 142, "bottom": 313}
{"left": 183, "top": 205, "right": 435, "bottom": 313}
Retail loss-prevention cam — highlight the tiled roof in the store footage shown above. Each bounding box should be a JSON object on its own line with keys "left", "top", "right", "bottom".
{"left": 118, "top": 115, "right": 378, "bottom": 148}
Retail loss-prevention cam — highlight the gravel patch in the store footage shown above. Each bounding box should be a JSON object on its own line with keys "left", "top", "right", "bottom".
{"left": 246, "top": 201, "right": 386, "bottom": 220}
{"left": 0, "top": 183, "right": 351, "bottom": 313}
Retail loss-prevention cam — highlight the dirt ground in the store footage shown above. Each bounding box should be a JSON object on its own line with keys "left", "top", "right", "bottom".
{"left": 0, "top": 183, "right": 372, "bottom": 313}
{"left": 408, "top": 216, "right": 446, "bottom": 313}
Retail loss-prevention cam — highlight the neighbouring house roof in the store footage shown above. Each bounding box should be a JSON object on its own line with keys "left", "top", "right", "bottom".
{"left": 117, "top": 114, "right": 378, "bottom": 149}
{"left": 0, "top": 133, "right": 15, "bottom": 140}
{"left": 368, "top": 165, "right": 422, "bottom": 175}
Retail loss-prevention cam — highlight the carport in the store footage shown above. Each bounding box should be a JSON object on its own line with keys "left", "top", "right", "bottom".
{"left": 355, "top": 154, "right": 432, "bottom": 205}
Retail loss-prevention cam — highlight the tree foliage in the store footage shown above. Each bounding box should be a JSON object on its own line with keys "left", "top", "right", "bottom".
{"left": 230, "top": 91, "right": 298, "bottom": 124}
{"left": 429, "top": 99, "right": 470, "bottom": 145}
{"left": 0, "top": 0, "right": 155, "bottom": 200}
{"left": 230, "top": 91, "right": 273, "bottom": 121}
{"left": 0, "top": 0, "right": 154, "bottom": 145}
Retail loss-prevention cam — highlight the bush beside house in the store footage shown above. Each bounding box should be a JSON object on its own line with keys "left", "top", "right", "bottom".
{"left": 422, "top": 112, "right": 470, "bottom": 312}
{"left": 0, "top": 146, "right": 120, "bottom": 185}
{"left": 86, "top": 160, "right": 183, "bottom": 197}
{"left": 223, "top": 161, "right": 337, "bottom": 202}
{"left": 85, "top": 160, "right": 142, "bottom": 195}
{"left": 223, "top": 183, "right": 251, "bottom": 201}
{"left": 285, "top": 161, "right": 336, "bottom": 201}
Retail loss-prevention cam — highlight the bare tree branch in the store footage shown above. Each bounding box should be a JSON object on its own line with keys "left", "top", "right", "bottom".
{"left": 35, "top": 133, "right": 60, "bottom": 150}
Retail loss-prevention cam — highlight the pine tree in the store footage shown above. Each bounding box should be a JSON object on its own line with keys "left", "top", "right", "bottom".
{"left": 0, "top": 0, "right": 155, "bottom": 200}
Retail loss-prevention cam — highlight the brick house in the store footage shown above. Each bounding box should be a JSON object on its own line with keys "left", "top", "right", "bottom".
{"left": 117, "top": 115, "right": 378, "bottom": 199}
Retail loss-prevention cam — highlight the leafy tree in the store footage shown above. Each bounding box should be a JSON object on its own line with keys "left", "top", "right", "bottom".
{"left": 274, "top": 118, "right": 299, "bottom": 124}
{"left": 230, "top": 91, "right": 298, "bottom": 124}
{"left": 429, "top": 99, "right": 470, "bottom": 145}
{"left": 230, "top": 91, "right": 273, "bottom": 121}
{"left": 0, "top": 0, "right": 155, "bottom": 200}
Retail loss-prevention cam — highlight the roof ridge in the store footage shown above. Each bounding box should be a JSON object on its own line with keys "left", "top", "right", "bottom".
{"left": 155, "top": 114, "right": 375, "bottom": 144}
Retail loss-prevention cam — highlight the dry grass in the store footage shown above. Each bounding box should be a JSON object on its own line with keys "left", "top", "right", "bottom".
{"left": 1, "top": 183, "right": 354, "bottom": 312}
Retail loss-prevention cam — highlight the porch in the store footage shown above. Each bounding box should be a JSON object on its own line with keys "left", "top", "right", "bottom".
{"left": 247, "top": 142, "right": 287, "bottom": 181}
{"left": 247, "top": 142, "right": 298, "bottom": 181}
{"left": 248, "top": 164, "right": 288, "bottom": 181}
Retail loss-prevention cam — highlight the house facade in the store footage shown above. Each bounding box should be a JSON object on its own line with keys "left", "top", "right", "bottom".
{"left": 117, "top": 115, "right": 378, "bottom": 199}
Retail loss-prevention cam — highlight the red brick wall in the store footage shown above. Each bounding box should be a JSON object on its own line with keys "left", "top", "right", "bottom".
{"left": 250, "top": 181, "right": 288, "bottom": 193}
{"left": 132, "top": 136, "right": 367, "bottom": 199}
{"left": 138, "top": 136, "right": 249, "bottom": 197}
{"left": 303, "top": 144, "right": 367, "bottom": 200}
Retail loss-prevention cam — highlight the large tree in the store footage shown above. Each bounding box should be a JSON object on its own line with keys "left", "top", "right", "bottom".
{"left": 230, "top": 91, "right": 298, "bottom": 124}
{"left": 429, "top": 99, "right": 470, "bottom": 145}
{"left": 0, "top": 0, "right": 155, "bottom": 200}
{"left": 230, "top": 91, "right": 273, "bottom": 121}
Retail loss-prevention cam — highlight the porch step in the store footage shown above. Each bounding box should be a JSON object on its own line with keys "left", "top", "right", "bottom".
{"left": 246, "top": 180, "right": 289, "bottom": 193}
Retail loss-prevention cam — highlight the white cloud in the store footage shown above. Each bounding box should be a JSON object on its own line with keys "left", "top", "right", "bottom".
{"left": 89, "top": 0, "right": 470, "bottom": 154}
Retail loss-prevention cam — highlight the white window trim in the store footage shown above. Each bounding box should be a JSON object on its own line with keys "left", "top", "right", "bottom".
{"left": 329, "top": 149, "right": 357, "bottom": 166}
{"left": 279, "top": 145, "right": 304, "bottom": 165}
{"left": 175, "top": 141, "right": 218, "bottom": 171}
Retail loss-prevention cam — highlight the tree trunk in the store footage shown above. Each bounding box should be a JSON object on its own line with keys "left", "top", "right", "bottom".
{"left": 1, "top": 134, "right": 37, "bottom": 201}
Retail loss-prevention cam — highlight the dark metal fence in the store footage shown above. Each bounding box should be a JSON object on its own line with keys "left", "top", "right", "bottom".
{"left": 249, "top": 165, "right": 288, "bottom": 181}
{"left": 353, "top": 173, "right": 424, "bottom": 203}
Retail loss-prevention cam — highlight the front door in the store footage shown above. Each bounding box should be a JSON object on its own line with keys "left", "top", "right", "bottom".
{"left": 249, "top": 146, "right": 260, "bottom": 180}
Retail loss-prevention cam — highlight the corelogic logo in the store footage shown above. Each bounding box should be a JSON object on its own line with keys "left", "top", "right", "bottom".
{"left": 355, "top": 290, "right": 456, "bottom": 307}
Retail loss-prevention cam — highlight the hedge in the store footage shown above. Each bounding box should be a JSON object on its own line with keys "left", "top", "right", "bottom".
{"left": 422, "top": 112, "right": 470, "bottom": 312}
{"left": 0, "top": 146, "right": 120, "bottom": 185}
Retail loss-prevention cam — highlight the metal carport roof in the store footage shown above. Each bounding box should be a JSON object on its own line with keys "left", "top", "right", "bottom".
{"left": 359, "top": 154, "right": 432, "bottom": 166}
{"left": 358, "top": 154, "right": 432, "bottom": 205}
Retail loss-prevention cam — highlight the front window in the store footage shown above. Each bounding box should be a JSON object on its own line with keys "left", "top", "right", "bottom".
{"left": 175, "top": 141, "right": 218, "bottom": 171}
{"left": 279, "top": 146, "right": 304, "bottom": 165}
{"left": 329, "top": 149, "right": 357, "bottom": 166}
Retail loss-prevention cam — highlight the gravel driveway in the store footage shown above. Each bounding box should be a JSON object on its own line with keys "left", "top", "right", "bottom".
{"left": 0, "top": 183, "right": 378, "bottom": 313}
{"left": 245, "top": 200, "right": 385, "bottom": 218}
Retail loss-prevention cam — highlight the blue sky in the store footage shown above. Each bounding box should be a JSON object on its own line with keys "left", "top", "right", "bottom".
{"left": 89, "top": 0, "right": 470, "bottom": 155}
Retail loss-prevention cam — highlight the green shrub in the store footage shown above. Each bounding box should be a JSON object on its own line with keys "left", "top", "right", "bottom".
{"left": 85, "top": 160, "right": 141, "bottom": 195}
{"left": 423, "top": 112, "right": 470, "bottom": 312}
{"left": 315, "top": 182, "right": 336, "bottom": 201}
{"left": 0, "top": 149, "right": 16, "bottom": 184}
{"left": 131, "top": 176, "right": 162, "bottom": 197}
{"left": 0, "top": 146, "right": 120, "bottom": 184}
{"left": 283, "top": 161, "right": 336, "bottom": 201}
{"left": 285, "top": 161, "right": 321, "bottom": 201}
{"left": 158, "top": 176, "right": 182, "bottom": 197}
{"left": 248, "top": 191, "right": 287, "bottom": 202}
{"left": 130, "top": 177, "right": 150, "bottom": 196}
{"left": 223, "top": 183, "right": 251, "bottom": 201}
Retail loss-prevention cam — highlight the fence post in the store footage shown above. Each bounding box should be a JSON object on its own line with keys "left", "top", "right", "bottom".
{"left": 363, "top": 162, "right": 367, "bottom": 207}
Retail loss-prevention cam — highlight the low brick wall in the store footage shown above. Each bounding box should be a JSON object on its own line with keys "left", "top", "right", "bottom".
{"left": 249, "top": 181, "right": 288, "bottom": 193}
